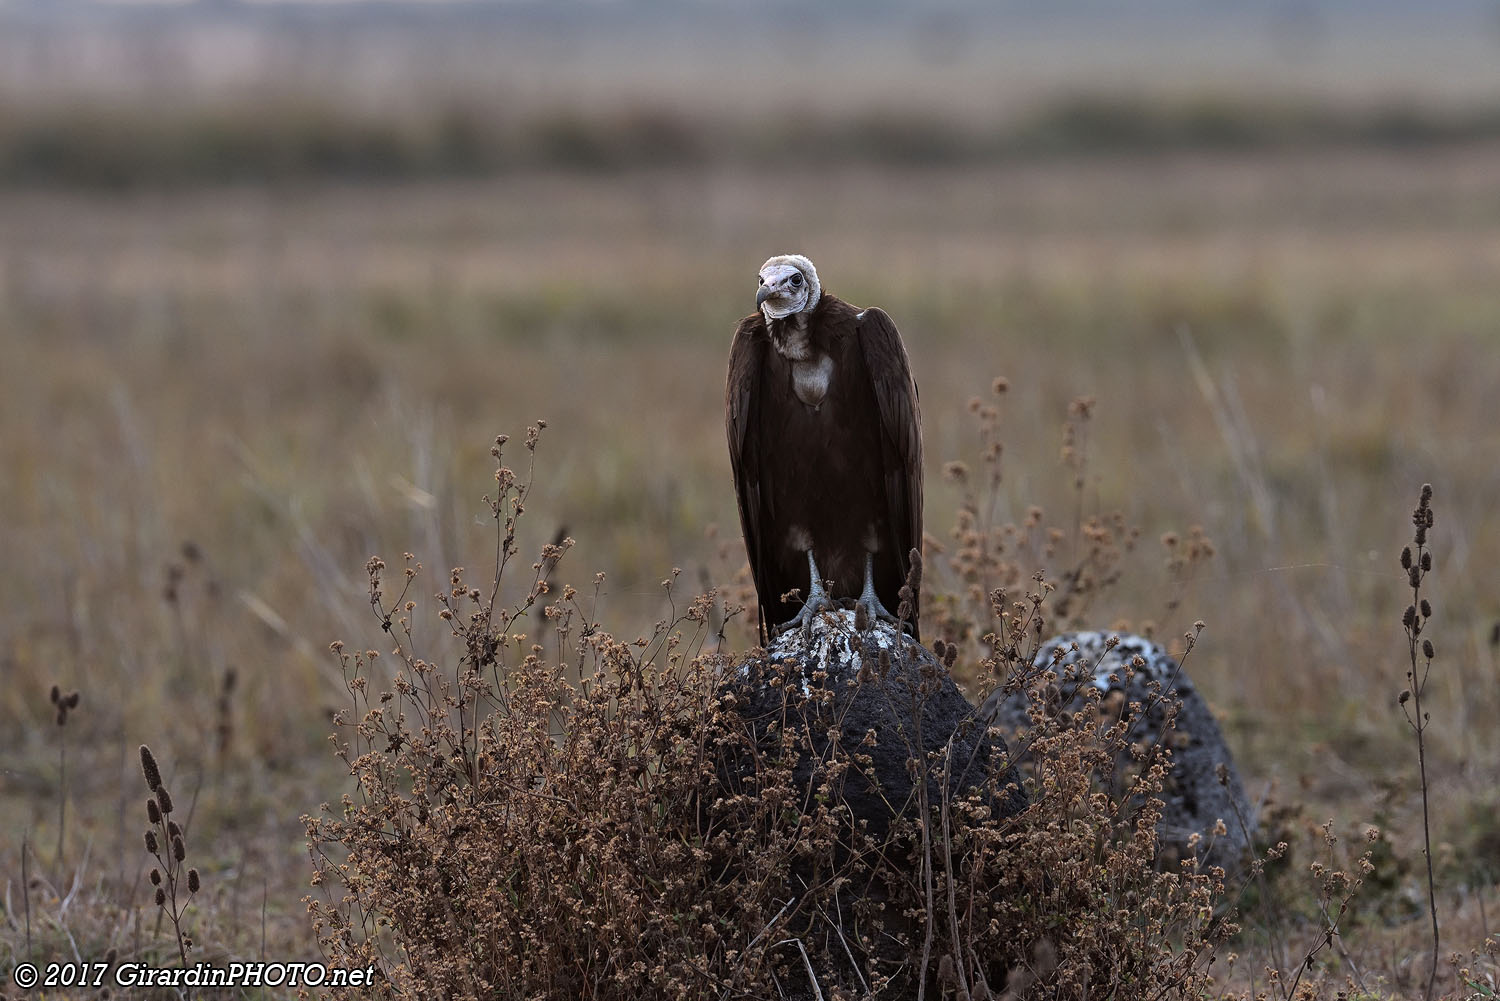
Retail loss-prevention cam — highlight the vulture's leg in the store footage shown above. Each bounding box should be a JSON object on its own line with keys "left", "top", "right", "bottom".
{"left": 856, "top": 551, "right": 900, "bottom": 628}
{"left": 774, "top": 549, "right": 833, "bottom": 639}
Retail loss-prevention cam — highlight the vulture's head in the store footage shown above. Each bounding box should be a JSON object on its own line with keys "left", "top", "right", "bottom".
{"left": 756, "top": 254, "right": 821, "bottom": 321}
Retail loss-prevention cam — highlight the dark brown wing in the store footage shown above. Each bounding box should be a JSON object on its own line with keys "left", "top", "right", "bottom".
{"left": 854, "top": 307, "right": 923, "bottom": 638}
{"left": 725, "top": 313, "right": 772, "bottom": 642}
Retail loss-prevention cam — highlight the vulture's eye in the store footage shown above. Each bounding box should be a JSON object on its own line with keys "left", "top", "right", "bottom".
{"left": 758, "top": 276, "right": 765, "bottom": 285}
{"left": 790, "top": 273, "right": 803, "bottom": 286}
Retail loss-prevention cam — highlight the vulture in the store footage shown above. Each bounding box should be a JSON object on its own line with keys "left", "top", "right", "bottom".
{"left": 725, "top": 254, "right": 923, "bottom": 642}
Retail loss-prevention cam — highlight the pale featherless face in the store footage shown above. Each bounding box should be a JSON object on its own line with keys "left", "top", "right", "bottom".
{"left": 755, "top": 254, "right": 821, "bottom": 321}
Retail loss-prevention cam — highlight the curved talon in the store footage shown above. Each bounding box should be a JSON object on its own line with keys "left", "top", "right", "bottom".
{"left": 773, "top": 593, "right": 834, "bottom": 637}
{"left": 856, "top": 595, "right": 900, "bottom": 629}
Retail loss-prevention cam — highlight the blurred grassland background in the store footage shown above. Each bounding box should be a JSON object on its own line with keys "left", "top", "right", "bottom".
{"left": 2, "top": 1, "right": 1500, "bottom": 995}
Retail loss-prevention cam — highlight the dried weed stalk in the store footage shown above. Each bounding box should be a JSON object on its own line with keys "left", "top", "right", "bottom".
{"left": 49, "top": 684, "right": 80, "bottom": 870}
{"left": 1400, "top": 483, "right": 1441, "bottom": 1001}
{"left": 139, "top": 743, "right": 203, "bottom": 967}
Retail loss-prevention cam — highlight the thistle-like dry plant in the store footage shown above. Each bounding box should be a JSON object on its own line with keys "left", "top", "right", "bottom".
{"left": 139, "top": 743, "right": 203, "bottom": 967}
{"left": 49, "top": 684, "right": 80, "bottom": 871}
{"left": 304, "top": 423, "right": 1244, "bottom": 1000}
{"left": 1399, "top": 483, "right": 1441, "bottom": 1001}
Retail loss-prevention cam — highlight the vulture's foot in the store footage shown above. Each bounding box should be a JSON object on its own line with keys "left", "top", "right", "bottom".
{"left": 772, "top": 592, "right": 834, "bottom": 643}
{"left": 857, "top": 552, "right": 903, "bottom": 632}
{"left": 772, "top": 549, "right": 835, "bottom": 642}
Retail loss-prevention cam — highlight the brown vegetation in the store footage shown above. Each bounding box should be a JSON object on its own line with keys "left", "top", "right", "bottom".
{"left": 305, "top": 426, "right": 1233, "bottom": 999}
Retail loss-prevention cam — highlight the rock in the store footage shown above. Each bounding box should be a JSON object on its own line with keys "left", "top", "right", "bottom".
{"left": 721, "top": 608, "right": 1027, "bottom": 841}
{"left": 980, "top": 631, "right": 1256, "bottom": 870}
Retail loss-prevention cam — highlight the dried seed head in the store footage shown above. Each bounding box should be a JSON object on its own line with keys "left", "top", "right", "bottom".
{"left": 139, "top": 745, "right": 162, "bottom": 792}
{"left": 147, "top": 799, "right": 161, "bottom": 825}
{"left": 1399, "top": 689, "right": 1411, "bottom": 705}
{"left": 1403, "top": 605, "right": 1417, "bottom": 629}
{"left": 933, "top": 639, "right": 947, "bottom": 661}
{"left": 154, "top": 886, "right": 166, "bottom": 907}
{"left": 149, "top": 868, "right": 161, "bottom": 885}
{"left": 878, "top": 649, "right": 892, "bottom": 680}
{"left": 65, "top": 691, "right": 79, "bottom": 709}
{"left": 173, "top": 836, "right": 185, "bottom": 862}
{"left": 1400, "top": 546, "right": 1413, "bottom": 570}
{"left": 1421, "top": 483, "right": 1433, "bottom": 505}
{"left": 853, "top": 603, "right": 869, "bottom": 632}
{"left": 1420, "top": 598, "right": 1432, "bottom": 619}
{"left": 156, "top": 787, "right": 174, "bottom": 816}
{"left": 167, "top": 820, "right": 181, "bottom": 839}
{"left": 145, "top": 830, "right": 159, "bottom": 854}
{"left": 943, "top": 643, "right": 958, "bottom": 669}
{"left": 1408, "top": 566, "right": 1421, "bottom": 588}
{"left": 50, "top": 684, "right": 60, "bottom": 705}
{"left": 1422, "top": 639, "right": 1434, "bottom": 660}
{"left": 187, "top": 868, "right": 201, "bottom": 893}
{"left": 56, "top": 708, "right": 67, "bottom": 726}
{"left": 1420, "top": 551, "right": 1431, "bottom": 572}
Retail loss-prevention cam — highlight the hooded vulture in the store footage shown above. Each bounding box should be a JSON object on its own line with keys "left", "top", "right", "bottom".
{"left": 725, "top": 254, "right": 923, "bottom": 642}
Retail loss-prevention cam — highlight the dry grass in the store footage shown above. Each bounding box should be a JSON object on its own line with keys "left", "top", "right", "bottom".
{"left": 2, "top": 147, "right": 1499, "bottom": 997}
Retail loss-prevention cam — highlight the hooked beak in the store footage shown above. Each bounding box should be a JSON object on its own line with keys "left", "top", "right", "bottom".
{"left": 756, "top": 284, "right": 774, "bottom": 307}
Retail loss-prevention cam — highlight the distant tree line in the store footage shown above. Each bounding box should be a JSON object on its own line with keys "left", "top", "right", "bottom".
{"left": 4, "top": 96, "right": 1500, "bottom": 187}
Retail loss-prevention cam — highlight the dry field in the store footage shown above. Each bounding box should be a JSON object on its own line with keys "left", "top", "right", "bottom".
{"left": 2, "top": 145, "right": 1499, "bottom": 996}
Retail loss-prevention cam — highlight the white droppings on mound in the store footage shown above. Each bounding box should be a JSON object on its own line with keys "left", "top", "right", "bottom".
{"left": 1035, "top": 631, "right": 1182, "bottom": 691}
{"left": 745, "top": 609, "right": 910, "bottom": 694}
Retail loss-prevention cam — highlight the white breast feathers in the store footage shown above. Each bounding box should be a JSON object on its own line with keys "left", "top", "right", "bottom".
{"left": 792, "top": 355, "right": 835, "bottom": 409}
